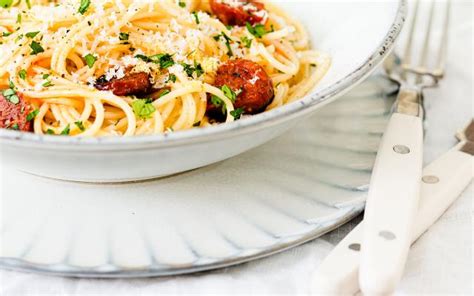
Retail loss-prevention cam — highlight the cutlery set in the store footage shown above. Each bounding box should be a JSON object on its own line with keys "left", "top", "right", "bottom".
{"left": 312, "top": 0, "right": 472, "bottom": 294}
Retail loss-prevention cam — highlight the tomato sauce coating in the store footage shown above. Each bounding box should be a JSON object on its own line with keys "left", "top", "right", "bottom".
{"left": 209, "top": 0, "right": 267, "bottom": 26}
{"left": 0, "top": 92, "right": 33, "bottom": 131}
{"left": 207, "top": 59, "right": 274, "bottom": 117}
{"left": 95, "top": 72, "right": 152, "bottom": 97}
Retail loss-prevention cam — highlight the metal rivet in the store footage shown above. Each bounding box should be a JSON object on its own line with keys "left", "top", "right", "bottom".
{"left": 393, "top": 145, "right": 410, "bottom": 154}
{"left": 379, "top": 230, "right": 396, "bottom": 240}
{"left": 348, "top": 243, "right": 361, "bottom": 251}
{"left": 422, "top": 175, "right": 440, "bottom": 184}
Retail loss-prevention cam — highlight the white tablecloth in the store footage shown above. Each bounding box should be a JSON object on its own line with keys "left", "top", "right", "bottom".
{"left": 1, "top": 2, "right": 472, "bottom": 295}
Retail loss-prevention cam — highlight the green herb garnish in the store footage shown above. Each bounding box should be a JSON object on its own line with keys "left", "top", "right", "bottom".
{"left": 84, "top": 53, "right": 97, "bottom": 68}
{"left": 159, "top": 89, "right": 170, "bottom": 98}
{"left": 2, "top": 88, "right": 19, "bottom": 104}
{"left": 181, "top": 61, "right": 203, "bottom": 78}
{"left": 25, "top": 31, "right": 40, "bottom": 38}
{"left": 78, "top": 0, "right": 90, "bottom": 14}
{"left": 230, "top": 107, "right": 244, "bottom": 120}
{"left": 132, "top": 99, "right": 156, "bottom": 119}
{"left": 119, "top": 32, "right": 129, "bottom": 41}
{"left": 75, "top": 120, "right": 85, "bottom": 131}
{"left": 218, "top": 31, "right": 233, "bottom": 57}
{"left": 221, "top": 85, "right": 236, "bottom": 102}
{"left": 26, "top": 109, "right": 39, "bottom": 121}
{"left": 60, "top": 124, "right": 70, "bottom": 135}
{"left": 0, "top": 0, "right": 13, "bottom": 8}
{"left": 240, "top": 36, "right": 252, "bottom": 48}
{"left": 18, "top": 69, "right": 27, "bottom": 80}
{"left": 30, "top": 41, "right": 44, "bottom": 55}
{"left": 167, "top": 73, "right": 177, "bottom": 83}
{"left": 246, "top": 22, "right": 270, "bottom": 38}
{"left": 192, "top": 11, "right": 200, "bottom": 24}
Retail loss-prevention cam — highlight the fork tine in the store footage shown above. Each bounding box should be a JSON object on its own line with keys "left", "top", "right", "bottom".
{"left": 415, "top": 0, "right": 435, "bottom": 83}
{"left": 401, "top": 0, "right": 420, "bottom": 79}
{"left": 434, "top": 0, "right": 451, "bottom": 78}
{"left": 418, "top": 1, "right": 436, "bottom": 69}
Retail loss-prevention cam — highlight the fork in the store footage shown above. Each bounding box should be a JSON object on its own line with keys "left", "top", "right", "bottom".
{"left": 359, "top": 1, "right": 451, "bottom": 294}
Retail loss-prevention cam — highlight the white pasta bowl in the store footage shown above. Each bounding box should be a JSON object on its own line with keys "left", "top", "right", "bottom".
{"left": 0, "top": 0, "right": 406, "bottom": 183}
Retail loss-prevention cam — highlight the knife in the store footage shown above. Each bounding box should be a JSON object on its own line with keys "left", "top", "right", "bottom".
{"left": 310, "top": 120, "right": 474, "bottom": 295}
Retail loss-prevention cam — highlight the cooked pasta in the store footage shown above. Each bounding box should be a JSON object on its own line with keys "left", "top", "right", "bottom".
{"left": 0, "top": 0, "right": 330, "bottom": 136}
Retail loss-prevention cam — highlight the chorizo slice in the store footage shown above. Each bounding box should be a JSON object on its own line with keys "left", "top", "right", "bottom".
{"left": 95, "top": 72, "right": 152, "bottom": 97}
{"left": 0, "top": 91, "right": 33, "bottom": 131}
{"left": 209, "top": 0, "right": 268, "bottom": 26}
{"left": 207, "top": 58, "right": 274, "bottom": 118}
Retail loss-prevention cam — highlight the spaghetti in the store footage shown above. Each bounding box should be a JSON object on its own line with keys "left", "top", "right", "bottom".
{"left": 0, "top": 0, "right": 330, "bottom": 136}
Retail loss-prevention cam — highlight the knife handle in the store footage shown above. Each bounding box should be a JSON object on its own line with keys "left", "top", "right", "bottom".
{"left": 360, "top": 112, "right": 424, "bottom": 295}
{"left": 310, "top": 144, "right": 472, "bottom": 296}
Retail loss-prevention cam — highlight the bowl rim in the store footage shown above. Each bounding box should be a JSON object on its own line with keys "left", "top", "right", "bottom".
{"left": 0, "top": 0, "right": 407, "bottom": 150}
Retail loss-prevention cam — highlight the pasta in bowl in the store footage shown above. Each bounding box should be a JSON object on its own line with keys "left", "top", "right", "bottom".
{"left": 0, "top": 0, "right": 405, "bottom": 182}
{"left": 0, "top": 0, "right": 330, "bottom": 136}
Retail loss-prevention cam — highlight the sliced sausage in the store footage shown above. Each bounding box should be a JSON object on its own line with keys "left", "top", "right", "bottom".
{"left": 209, "top": 0, "right": 267, "bottom": 26}
{"left": 207, "top": 58, "right": 274, "bottom": 118}
{"left": 95, "top": 72, "right": 152, "bottom": 97}
{"left": 0, "top": 91, "right": 33, "bottom": 131}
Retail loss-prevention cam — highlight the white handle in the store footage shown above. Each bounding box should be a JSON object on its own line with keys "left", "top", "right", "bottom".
{"left": 310, "top": 144, "right": 473, "bottom": 295}
{"left": 359, "top": 112, "right": 424, "bottom": 295}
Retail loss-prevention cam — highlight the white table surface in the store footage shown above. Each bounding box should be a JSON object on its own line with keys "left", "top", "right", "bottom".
{"left": 1, "top": 2, "right": 472, "bottom": 295}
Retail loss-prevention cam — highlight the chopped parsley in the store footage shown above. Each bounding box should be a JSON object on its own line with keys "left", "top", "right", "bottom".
{"left": 240, "top": 36, "right": 252, "bottom": 48}
{"left": 84, "top": 53, "right": 97, "bottom": 68}
{"left": 42, "top": 80, "right": 53, "bottom": 87}
{"left": 2, "top": 87, "right": 19, "bottom": 104}
{"left": 10, "top": 123, "right": 19, "bottom": 130}
{"left": 135, "top": 53, "right": 175, "bottom": 69}
{"left": 192, "top": 11, "right": 200, "bottom": 24}
{"left": 132, "top": 99, "right": 156, "bottom": 119}
{"left": 0, "top": 0, "right": 13, "bottom": 8}
{"left": 30, "top": 41, "right": 44, "bottom": 55}
{"left": 25, "top": 0, "right": 31, "bottom": 9}
{"left": 119, "top": 32, "right": 129, "bottom": 41}
{"left": 214, "top": 32, "right": 233, "bottom": 57}
{"left": 15, "top": 34, "right": 23, "bottom": 42}
{"left": 151, "top": 53, "right": 174, "bottom": 69}
{"left": 181, "top": 61, "right": 203, "bottom": 78}
{"left": 178, "top": 1, "right": 186, "bottom": 8}
{"left": 60, "top": 124, "right": 70, "bottom": 135}
{"left": 134, "top": 54, "right": 149, "bottom": 62}
{"left": 26, "top": 109, "right": 39, "bottom": 121}
{"left": 210, "top": 85, "right": 241, "bottom": 114}
{"left": 18, "top": 69, "right": 27, "bottom": 80}
{"left": 25, "top": 31, "right": 40, "bottom": 38}
{"left": 210, "top": 95, "right": 225, "bottom": 114}
{"left": 221, "top": 85, "right": 237, "bottom": 102}
{"left": 78, "top": 0, "right": 91, "bottom": 14}
{"left": 167, "top": 73, "right": 177, "bottom": 83}
{"left": 42, "top": 73, "right": 50, "bottom": 79}
{"left": 246, "top": 22, "right": 270, "bottom": 38}
{"left": 2, "top": 32, "right": 12, "bottom": 37}
{"left": 46, "top": 129, "right": 55, "bottom": 135}
{"left": 159, "top": 89, "right": 171, "bottom": 98}
{"left": 16, "top": 13, "right": 21, "bottom": 24}
{"left": 75, "top": 120, "right": 85, "bottom": 131}
{"left": 230, "top": 108, "right": 244, "bottom": 120}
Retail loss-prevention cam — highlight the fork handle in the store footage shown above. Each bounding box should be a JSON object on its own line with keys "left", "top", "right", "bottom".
{"left": 359, "top": 110, "right": 423, "bottom": 295}
{"left": 310, "top": 143, "right": 472, "bottom": 295}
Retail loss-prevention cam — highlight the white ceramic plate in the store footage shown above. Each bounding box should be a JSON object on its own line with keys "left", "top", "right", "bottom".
{"left": 0, "top": 0, "right": 406, "bottom": 182}
{"left": 0, "top": 75, "right": 398, "bottom": 277}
